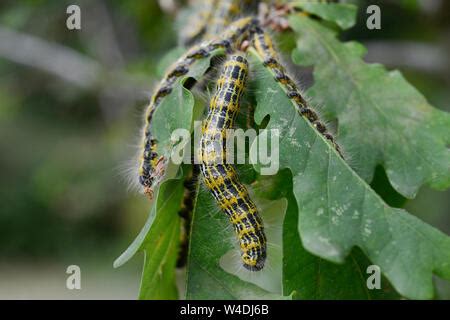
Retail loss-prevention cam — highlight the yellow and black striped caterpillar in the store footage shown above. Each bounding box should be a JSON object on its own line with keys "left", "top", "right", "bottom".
{"left": 138, "top": 17, "right": 256, "bottom": 198}
{"left": 205, "top": 0, "right": 240, "bottom": 40}
{"left": 181, "top": 0, "right": 218, "bottom": 45}
{"left": 181, "top": 0, "right": 261, "bottom": 45}
{"left": 137, "top": 2, "right": 344, "bottom": 272}
{"left": 252, "top": 26, "right": 344, "bottom": 157}
{"left": 199, "top": 55, "right": 267, "bottom": 271}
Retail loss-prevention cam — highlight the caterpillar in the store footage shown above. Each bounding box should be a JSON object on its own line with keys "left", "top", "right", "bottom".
{"left": 181, "top": 0, "right": 218, "bottom": 45}
{"left": 181, "top": 0, "right": 261, "bottom": 46}
{"left": 199, "top": 54, "right": 267, "bottom": 271}
{"left": 205, "top": 0, "right": 240, "bottom": 39}
{"left": 252, "top": 26, "right": 344, "bottom": 157}
{"left": 138, "top": 17, "right": 256, "bottom": 198}
{"left": 176, "top": 167, "right": 198, "bottom": 268}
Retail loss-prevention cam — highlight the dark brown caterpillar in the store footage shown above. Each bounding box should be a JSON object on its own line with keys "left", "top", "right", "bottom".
{"left": 176, "top": 167, "right": 198, "bottom": 268}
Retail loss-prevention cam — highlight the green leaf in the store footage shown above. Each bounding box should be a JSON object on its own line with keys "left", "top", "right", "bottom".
{"left": 220, "top": 195, "right": 286, "bottom": 294}
{"left": 289, "top": 14, "right": 450, "bottom": 198}
{"left": 115, "top": 47, "right": 223, "bottom": 299}
{"left": 156, "top": 47, "right": 186, "bottom": 77}
{"left": 152, "top": 48, "right": 225, "bottom": 158}
{"left": 250, "top": 170, "right": 399, "bottom": 299}
{"left": 114, "top": 177, "right": 184, "bottom": 299}
{"left": 292, "top": 2, "right": 357, "bottom": 29}
{"left": 187, "top": 167, "right": 399, "bottom": 299}
{"left": 115, "top": 47, "right": 220, "bottom": 266}
{"left": 138, "top": 178, "right": 184, "bottom": 299}
{"left": 284, "top": 191, "right": 400, "bottom": 299}
{"left": 186, "top": 183, "right": 291, "bottom": 300}
{"left": 249, "top": 48, "right": 450, "bottom": 300}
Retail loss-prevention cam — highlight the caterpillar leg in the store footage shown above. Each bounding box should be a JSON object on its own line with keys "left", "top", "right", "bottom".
{"left": 138, "top": 17, "right": 257, "bottom": 198}
{"left": 199, "top": 55, "right": 267, "bottom": 271}
{"left": 251, "top": 26, "right": 344, "bottom": 158}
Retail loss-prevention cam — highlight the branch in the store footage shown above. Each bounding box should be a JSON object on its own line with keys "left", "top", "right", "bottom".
{"left": 363, "top": 40, "right": 450, "bottom": 76}
{"left": 0, "top": 25, "right": 150, "bottom": 121}
{"left": 80, "top": 1, "right": 125, "bottom": 68}
{"left": 0, "top": 26, "right": 102, "bottom": 89}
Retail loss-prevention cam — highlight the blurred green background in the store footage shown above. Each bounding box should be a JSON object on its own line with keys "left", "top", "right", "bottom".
{"left": 0, "top": 0, "right": 448, "bottom": 299}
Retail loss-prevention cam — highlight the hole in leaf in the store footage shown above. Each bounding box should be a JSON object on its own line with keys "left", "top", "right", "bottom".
{"left": 370, "top": 166, "right": 407, "bottom": 208}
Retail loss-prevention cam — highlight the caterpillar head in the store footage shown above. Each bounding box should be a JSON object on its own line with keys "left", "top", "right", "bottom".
{"left": 143, "top": 156, "right": 167, "bottom": 200}
{"left": 242, "top": 250, "right": 266, "bottom": 272}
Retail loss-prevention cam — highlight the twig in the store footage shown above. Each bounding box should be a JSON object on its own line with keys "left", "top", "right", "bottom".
{"left": 364, "top": 40, "right": 449, "bottom": 76}
{"left": 0, "top": 26, "right": 102, "bottom": 89}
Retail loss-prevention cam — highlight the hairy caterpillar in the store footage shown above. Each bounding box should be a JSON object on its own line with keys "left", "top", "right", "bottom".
{"left": 199, "top": 54, "right": 267, "bottom": 271}
{"left": 138, "top": 17, "right": 256, "bottom": 198}
{"left": 252, "top": 27, "right": 344, "bottom": 157}
{"left": 205, "top": 0, "right": 240, "bottom": 39}
{"left": 176, "top": 168, "right": 198, "bottom": 268}
{"left": 181, "top": 0, "right": 260, "bottom": 45}
{"left": 181, "top": 0, "right": 218, "bottom": 45}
